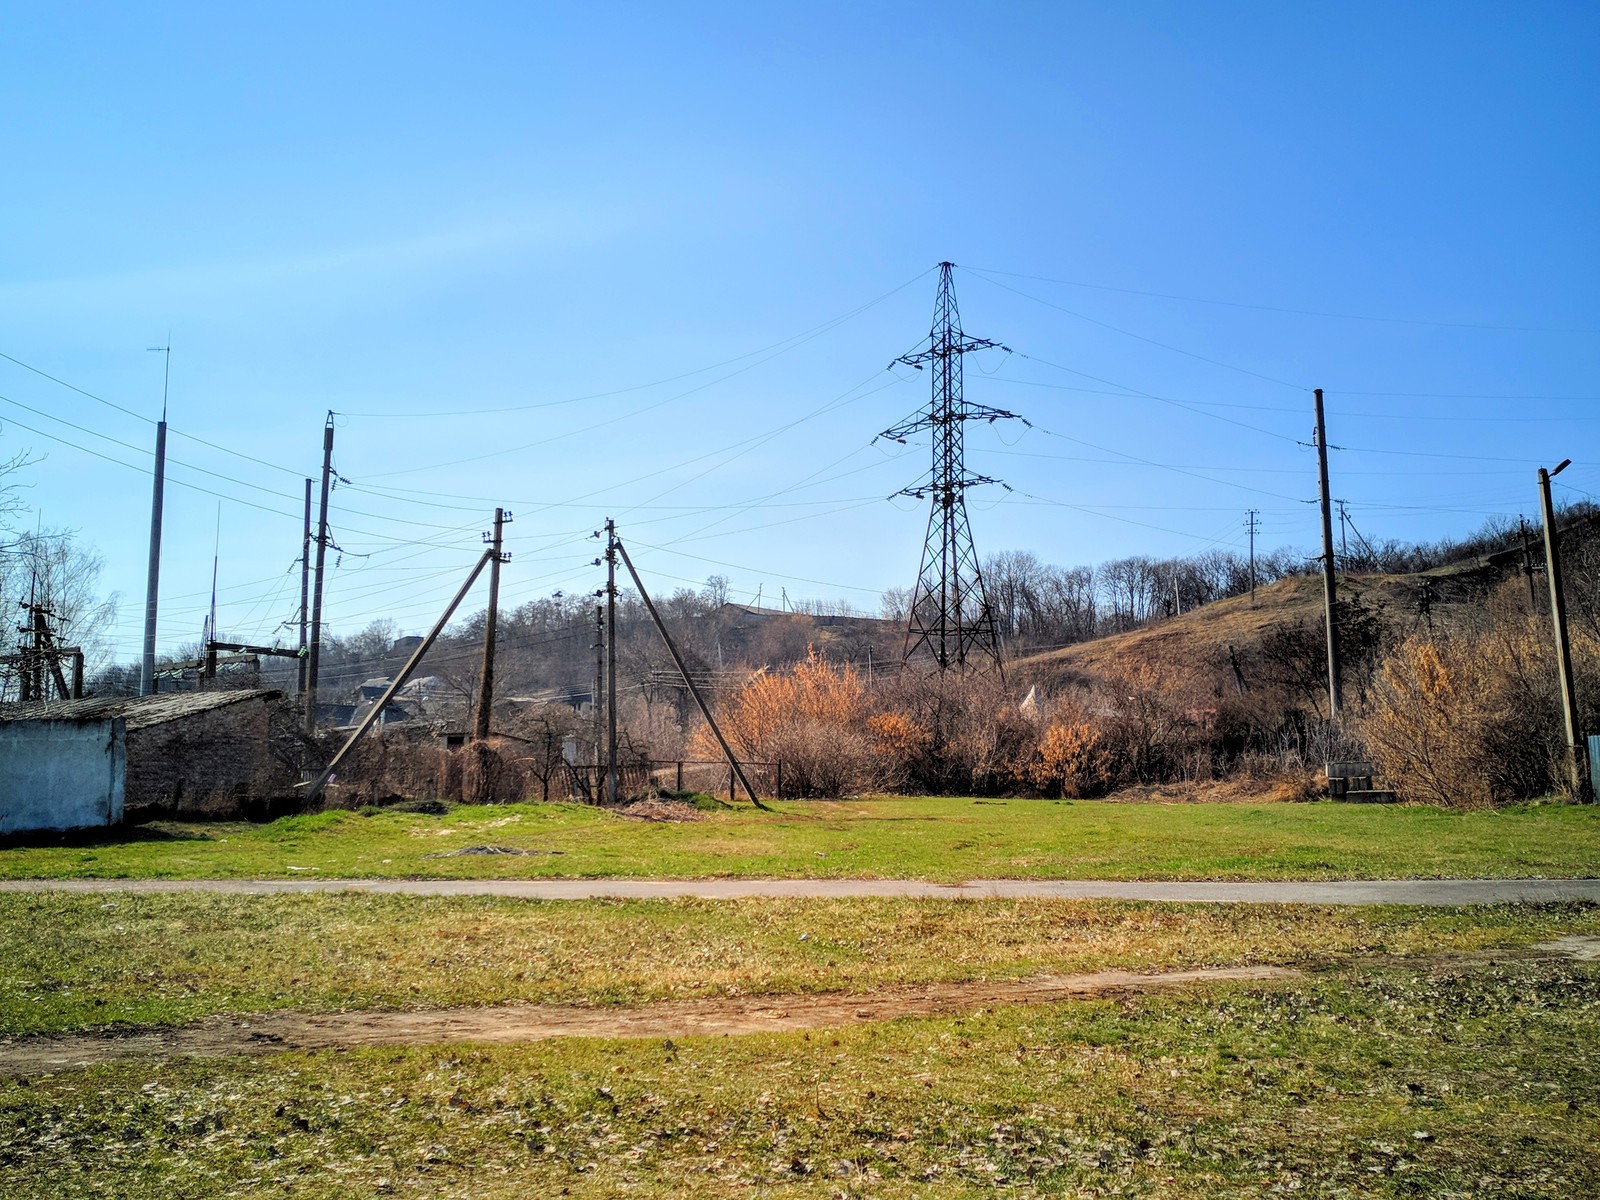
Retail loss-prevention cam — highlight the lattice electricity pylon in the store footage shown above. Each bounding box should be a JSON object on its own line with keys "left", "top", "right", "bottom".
{"left": 878, "top": 262, "right": 1024, "bottom": 673}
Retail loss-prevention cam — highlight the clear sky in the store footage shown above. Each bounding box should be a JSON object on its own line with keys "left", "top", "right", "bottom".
{"left": 2, "top": 1, "right": 1597, "bottom": 662}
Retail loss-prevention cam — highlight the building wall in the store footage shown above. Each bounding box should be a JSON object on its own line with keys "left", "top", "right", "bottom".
{"left": 0, "top": 718, "right": 126, "bottom": 834}
{"left": 125, "top": 697, "right": 283, "bottom": 817}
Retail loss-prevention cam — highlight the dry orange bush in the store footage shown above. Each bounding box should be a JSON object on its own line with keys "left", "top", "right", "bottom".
{"left": 866, "top": 710, "right": 932, "bottom": 792}
{"left": 696, "top": 649, "right": 872, "bottom": 797}
{"left": 1029, "top": 708, "right": 1114, "bottom": 798}
{"left": 866, "top": 671, "right": 1037, "bottom": 795}
{"left": 1361, "top": 615, "right": 1562, "bottom": 807}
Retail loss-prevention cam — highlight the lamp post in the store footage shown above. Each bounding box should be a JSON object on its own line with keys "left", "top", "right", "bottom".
{"left": 1538, "top": 459, "right": 1592, "bottom": 803}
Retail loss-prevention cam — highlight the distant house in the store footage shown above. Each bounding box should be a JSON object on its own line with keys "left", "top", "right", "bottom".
{"left": 0, "top": 689, "right": 294, "bottom": 831}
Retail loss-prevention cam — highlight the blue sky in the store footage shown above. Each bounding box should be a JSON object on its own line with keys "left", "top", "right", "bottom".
{"left": 2, "top": 1, "right": 1597, "bottom": 660}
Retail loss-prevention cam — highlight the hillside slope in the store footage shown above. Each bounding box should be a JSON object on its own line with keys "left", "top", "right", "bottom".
{"left": 1011, "top": 558, "right": 1502, "bottom": 685}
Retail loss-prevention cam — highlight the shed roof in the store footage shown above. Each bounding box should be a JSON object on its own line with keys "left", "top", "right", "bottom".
{"left": 0, "top": 689, "right": 282, "bottom": 732}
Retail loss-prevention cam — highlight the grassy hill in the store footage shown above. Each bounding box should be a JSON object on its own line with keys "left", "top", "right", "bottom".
{"left": 1010, "top": 555, "right": 1513, "bottom": 687}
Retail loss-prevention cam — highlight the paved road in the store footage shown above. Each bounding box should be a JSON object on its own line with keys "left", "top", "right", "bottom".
{"left": 2, "top": 877, "right": 1599, "bottom": 905}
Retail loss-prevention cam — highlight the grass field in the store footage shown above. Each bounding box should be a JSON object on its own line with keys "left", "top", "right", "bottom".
{"left": 3, "top": 949, "right": 1595, "bottom": 1198}
{"left": 6, "top": 797, "right": 1599, "bottom": 1197}
{"left": 5, "top": 893, "right": 1596, "bottom": 1037}
{"left": 3, "top": 796, "right": 1600, "bottom": 882}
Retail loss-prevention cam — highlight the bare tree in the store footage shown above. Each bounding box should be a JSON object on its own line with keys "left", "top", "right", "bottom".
{"left": 0, "top": 528, "right": 119, "bottom": 699}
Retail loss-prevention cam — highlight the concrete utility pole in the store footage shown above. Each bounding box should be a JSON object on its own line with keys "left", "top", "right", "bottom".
{"left": 605, "top": 518, "right": 619, "bottom": 805}
{"left": 305, "top": 415, "right": 334, "bottom": 733}
{"left": 1246, "top": 509, "right": 1260, "bottom": 606}
{"left": 1520, "top": 515, "right": 1540, "bottom": 609}
{"left": 138, "top": 416, "right": 167, "bottom": 696}
{"left": 299, "top": 478, "right": 312, "bottom": 693}
{"left": 1314, "top": 388, "right": 1343, "bottom": 720}
{"left": 1538, "top": 461, "right": 1591, "bottom": 802}
{"left": 592, "top": 602, "right": 604, "bottom": 795}
{"left": 473, "top": 507, "right": 509, "bottom": 741}
{"left": 140, "top": 340, "right": 172, "bottom": 697}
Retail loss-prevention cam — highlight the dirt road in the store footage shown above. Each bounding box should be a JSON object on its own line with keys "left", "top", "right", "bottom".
{"left": 2, "top": 877, "right": 1598, "bottom": 904}
{"left": 0, "top": 965, "right": 1294, "bottom": 1076}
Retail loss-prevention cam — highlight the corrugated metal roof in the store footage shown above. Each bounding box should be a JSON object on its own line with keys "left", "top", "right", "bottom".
{"left": 0, "top": 689, "right": 282, "bottom": 732}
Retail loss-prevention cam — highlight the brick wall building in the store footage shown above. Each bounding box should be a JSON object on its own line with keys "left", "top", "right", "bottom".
{"left": 0, "top": 690, "right": 300, "bottom": 823}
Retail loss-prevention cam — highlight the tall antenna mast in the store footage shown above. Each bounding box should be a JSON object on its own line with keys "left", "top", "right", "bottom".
{"left": 879, "top": 263, "right": 1022, "bottom": 673}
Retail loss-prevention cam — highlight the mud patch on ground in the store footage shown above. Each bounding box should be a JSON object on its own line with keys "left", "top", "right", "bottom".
{"left": 1534, "top": 934, "right": 1600, "bottom": 960}
{"left": 0, "top": 966, "right": 1293, "bottom": 1076}
{"left": 611, "top": 799, "right": 706, "bottom": 822}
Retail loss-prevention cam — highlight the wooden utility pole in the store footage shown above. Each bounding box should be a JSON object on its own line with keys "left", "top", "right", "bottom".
{"left": 305, "top": 415, "right": 334, "bottom": 733}
{"left": 1314, "top": 388, "right": 1343, "bottom": 720}
{"left": 1538, "top": 462, "right": 1591, "bottom": 802}
{"left": 605, "top": 519, "right": 619, "bottom": 804}
{"left": 299, "top": 477, "right": 312, "bottom": 693}
{"left": 473, "top": 507, "right": 508, "bottom": 741}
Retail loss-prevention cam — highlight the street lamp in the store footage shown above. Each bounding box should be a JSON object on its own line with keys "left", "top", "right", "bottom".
{"left": 1537, "top": 459, "right": 1592, "bottom": 803}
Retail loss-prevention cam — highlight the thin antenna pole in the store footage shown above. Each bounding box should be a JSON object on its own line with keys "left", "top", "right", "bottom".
{"left": 208, "top": 503, "right": 221, "bottom": 642}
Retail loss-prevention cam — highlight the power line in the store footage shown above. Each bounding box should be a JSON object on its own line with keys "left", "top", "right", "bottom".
{"left": 960, "top": 266, "right": 1600, "bottom": 335}
{"left": 1005, "top": 352, "right": 1304, "bottom": 444}
{"left": 0, "top": 347, "right": 311, "bottom": 477}
{"left": 333, "top": 267, "right": 935, "bottom": 419}
{"left": 963, "top": 268, "right": 1309, "bottom": 391}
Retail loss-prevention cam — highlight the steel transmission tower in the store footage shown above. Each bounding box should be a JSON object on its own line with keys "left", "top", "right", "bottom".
{"left": 880, "top": 263, "right": 1022, "bottom": 673}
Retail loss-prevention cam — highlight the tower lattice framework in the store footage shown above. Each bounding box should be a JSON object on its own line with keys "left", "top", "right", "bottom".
{"left": 881, "top": 262, "right": 1022, "bottom": 673}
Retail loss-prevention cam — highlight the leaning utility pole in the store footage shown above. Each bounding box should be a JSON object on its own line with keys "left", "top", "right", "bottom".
{"left": 1314, "top": 388, "right": 1342, "bottom": 720}
{"left": 304, "top": 415, "right": 334, "bottom": 733}
{"left": 1538, "top": 461, "right": 1591, "bottom": 802}
{"left": 303, "top": 547, "right": 494, "bottom": 802}
{"left": 473, "top": 507, "right": 510, "bottom": 741}
{"left": 612, "top": 530, "right": 768, "bottom": 810}
{"left": 605, "top": 518, "right": 619, "bottom": 804}
{"left": 880, "top": 262, "right": 1021, "bottom": 674}
{"left": 299, "top": 478, "right": 312, "bottom": 693}
{"left": 139, "top": 342, "right": 172, "bottom": 696}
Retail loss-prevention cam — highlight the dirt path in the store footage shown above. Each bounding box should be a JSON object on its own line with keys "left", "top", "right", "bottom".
{"left": 0, "top": 966, "right": 1293, "bottom": 1076}
{"left": 3, "top": 877, "right": 1599, "bottom": 904}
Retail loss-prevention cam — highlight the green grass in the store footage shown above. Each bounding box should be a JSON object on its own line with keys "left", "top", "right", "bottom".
{"left": 3, "top": 958, "right": 1595, "bottom": 1198}
{"left": 3, "top": 796, "right": 1600, "bottom": 882}
{"left": 3, "top": 893, "right": 1596, "bottom": 1037}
